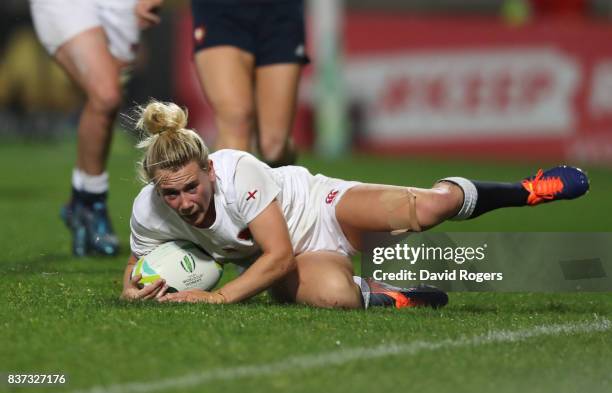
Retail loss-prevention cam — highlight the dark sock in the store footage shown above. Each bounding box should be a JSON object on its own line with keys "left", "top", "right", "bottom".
{"left": 470, "top": 180, "right": 529, "bottom": 218}
{"left": 72, "top": 187, "right": 107, "bottom": 207}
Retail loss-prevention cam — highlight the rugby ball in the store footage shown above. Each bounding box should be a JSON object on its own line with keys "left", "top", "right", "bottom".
{"left": 131, "top": 241, "right": 223, "bottom": 292}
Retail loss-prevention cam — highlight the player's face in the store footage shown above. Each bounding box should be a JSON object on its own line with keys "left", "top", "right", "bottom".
{"left": 155, "top": 160, "right": 216, "bottom": 228}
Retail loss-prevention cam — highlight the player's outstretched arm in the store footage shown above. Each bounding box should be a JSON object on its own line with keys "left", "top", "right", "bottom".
{"left": 218, "top": 200, "right": 295, "bottom": 303}
{"left": 157, "top": 200, "right": 295, "bottom": 304}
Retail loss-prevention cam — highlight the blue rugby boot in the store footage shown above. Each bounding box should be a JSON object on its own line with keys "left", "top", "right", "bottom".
{"left": 61, "top": 202, "right": 88, "bottom": 257}
{"left": 84, "top": 201, "right": 120, "bottom": 256}
{"left": 521, "top": 166, "right": 590, "bottom": 206}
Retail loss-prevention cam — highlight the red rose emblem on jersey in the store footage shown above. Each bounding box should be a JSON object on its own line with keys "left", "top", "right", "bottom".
{"left": 325, "top": 190, "right": 339, "bottom": 204}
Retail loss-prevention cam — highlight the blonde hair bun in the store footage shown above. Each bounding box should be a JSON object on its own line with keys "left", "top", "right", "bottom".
{"left": 137, "top": 101, "right": 188, "bottom": 136}
{"left": 134, "top": 99, "right": 210, "bottom": 184}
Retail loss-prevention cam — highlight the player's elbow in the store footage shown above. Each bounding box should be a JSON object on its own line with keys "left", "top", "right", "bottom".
{"left": 266, "top": 246, "right": 296, "bottom": 280}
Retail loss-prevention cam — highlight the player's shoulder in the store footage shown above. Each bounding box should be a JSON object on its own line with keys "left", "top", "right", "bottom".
{"left": 210, "top": 149, "right": 262, "bottom": 168}
{"left": 211, "top": 149, "right": 267, "bottom": 181}
{"left": 210, "top": 148, "right": 254, "bottom": 161}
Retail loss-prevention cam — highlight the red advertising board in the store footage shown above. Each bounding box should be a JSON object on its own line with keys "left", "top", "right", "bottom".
{"left": 341, "top": 14, "right": 612, "bottom": 164}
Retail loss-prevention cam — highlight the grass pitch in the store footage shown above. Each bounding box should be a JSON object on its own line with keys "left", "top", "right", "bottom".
{"left": 1, "top": 133, "right": 611, "bottom": 393}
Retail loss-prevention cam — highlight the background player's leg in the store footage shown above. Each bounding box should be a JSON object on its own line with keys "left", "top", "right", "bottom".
{"left": 54, "top": 26, "right": 123, "bottom": 256}
{"left": 269, "top": 251, "right": 363, "bottom": 309}
{"left": 55, "top": 27, "right": 124, "bottom": 177}
{"left": 194, "top": 46, "right": 256, "bottom": 152}
{"left": 255, "top": 63, "right": 302, "bottom": 166}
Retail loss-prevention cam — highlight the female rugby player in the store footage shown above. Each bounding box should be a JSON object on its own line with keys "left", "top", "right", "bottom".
{"left": 121, "top": 101, "right": 589, "bottom": 309}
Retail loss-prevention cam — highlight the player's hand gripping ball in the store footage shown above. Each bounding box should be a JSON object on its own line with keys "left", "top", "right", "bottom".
{"left": 131, "top": 241, "right": 223, "bottom": 292}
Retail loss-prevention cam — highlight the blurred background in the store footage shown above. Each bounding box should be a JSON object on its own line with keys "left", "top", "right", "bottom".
{"left": 2, "top": 0, "right": 612, "bottom": 166}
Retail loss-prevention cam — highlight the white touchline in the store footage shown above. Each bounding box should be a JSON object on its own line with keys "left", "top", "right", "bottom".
{"left": 71, "top": 318, "right": 610, "bottom": 393}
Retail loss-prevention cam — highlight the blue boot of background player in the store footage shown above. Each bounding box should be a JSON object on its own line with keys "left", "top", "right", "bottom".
{"left": 85, "top": 201, "right": 120, "bottom": 256}
{"left": 61, "top": 201, "right": 88, "bottom": 257}
{"left": 61, "top": 191, "right": 119, "bottom": 257}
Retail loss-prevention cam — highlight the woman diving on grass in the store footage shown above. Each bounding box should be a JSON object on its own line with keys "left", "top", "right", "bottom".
{"left": 121, "top": 100, "right": 590, "bottom": 309}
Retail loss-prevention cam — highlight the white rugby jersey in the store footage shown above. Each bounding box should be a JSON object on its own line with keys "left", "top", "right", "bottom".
{"left": 130, "top": 150, "right": 318, "bottom": 266}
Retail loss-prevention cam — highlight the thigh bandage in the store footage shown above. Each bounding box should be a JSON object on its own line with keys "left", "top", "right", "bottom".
{"left": 379, "top": 188, "right": 422, "bottom": 235}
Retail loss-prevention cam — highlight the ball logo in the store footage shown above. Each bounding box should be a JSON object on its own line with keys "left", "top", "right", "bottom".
{"left": 180, "top": 254, "right": 196, "bottom": 273}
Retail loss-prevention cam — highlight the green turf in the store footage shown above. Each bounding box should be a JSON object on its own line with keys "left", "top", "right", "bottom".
{"left": 1, "top": 133, "right": 611, "bottom": 393}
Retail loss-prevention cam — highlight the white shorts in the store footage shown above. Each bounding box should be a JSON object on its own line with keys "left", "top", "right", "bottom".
{"left": 29, "top": 0, "right": 139, "bottom": 62}
{"left": 292, "top": 173, "right": 360, "bottom": 257}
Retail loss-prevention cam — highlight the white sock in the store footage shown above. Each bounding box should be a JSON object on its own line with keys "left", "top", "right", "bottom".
{"left": 77, "top": 169, "right": 109, "bottom": 194}
{"left": 71, "top": 168, "right": 84, "bottom": 191}
{"left": 353, "top": 276, "right": 370, "bottom": 309}
{"left": 438, "top": 177, "right": 478, "bottom": 220}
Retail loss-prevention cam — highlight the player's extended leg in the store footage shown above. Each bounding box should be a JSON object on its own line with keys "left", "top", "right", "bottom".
{"left": 255, "top": 63, "right": 302, "bottom": 167}
{"left": 194, "top": 47, "right": 256, "bottom": 152}
{"left": 54, "top": 27, "right": 123, "bottom": 256}
{"left": 335, "top": 166, "right": 589, "bottom": 308}
{"left": 336, "top": 166, "right": 590, "bottom": 250}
